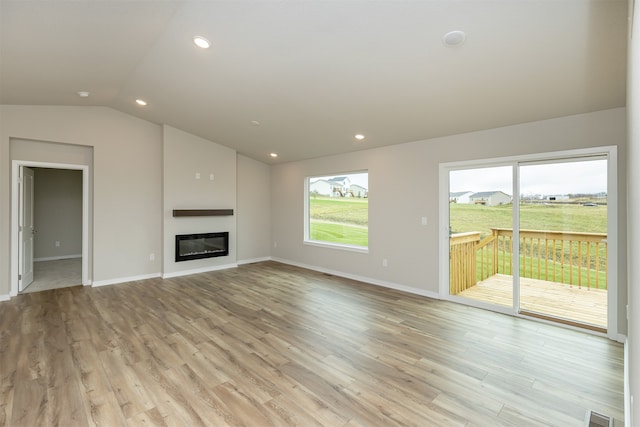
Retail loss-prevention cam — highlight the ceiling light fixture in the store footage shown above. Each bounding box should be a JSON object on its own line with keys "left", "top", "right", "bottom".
{"left": 443, "top": 30, "right": 466, "bottom": 47}
{"left": 270, "top": 153, "right": 278, "bottom": 158}
{"left": 354, "top": 134, "right": 365, "bottom": 140}
{"left": 251, "top": 120, "right": 261, "bottom": 126}
{"left": 77, "top": 91, "right": 90, "bottom": 98}
{"left": 135, "top": 99, "right": 147, "bottom": 106}
{"left": 193, "top": 36, "right": 211, "bottom": 49}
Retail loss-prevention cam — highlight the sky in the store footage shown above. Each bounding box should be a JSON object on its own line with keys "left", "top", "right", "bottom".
{"left": 312, "top": 172, "right": 368, "bottom": 188}
{"left": 312, "top": 159, "right": 607, "bottom": 195}
{"left": 449, "top": 159, "right": 607, "bottom": 196}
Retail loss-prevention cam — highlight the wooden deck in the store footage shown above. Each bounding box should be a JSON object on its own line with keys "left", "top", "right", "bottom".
{"left": 458, "top": 274, "right": 608, "bottom": 329}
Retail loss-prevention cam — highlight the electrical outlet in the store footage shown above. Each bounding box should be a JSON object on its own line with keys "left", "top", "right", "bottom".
{"left": 421, "top": 216, "right": 428, "bottom": 226}
{"left": 55, "top": 241, "right": 60, "bottom": 247}
{"left": 382, "top": 258, "right": 388, "bottom": 267}
{"left": 149, "top": 253, "right": 155, "bottom": 261}
{"left": 273, "top": 241, "right": 278, "bottom": 248}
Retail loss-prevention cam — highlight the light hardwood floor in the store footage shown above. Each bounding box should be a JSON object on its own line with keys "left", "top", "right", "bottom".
{"left": 0, "top": 261, "right": 624, "bottom": 426}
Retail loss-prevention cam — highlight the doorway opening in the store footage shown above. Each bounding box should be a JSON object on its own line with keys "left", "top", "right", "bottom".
{"left": 10, "top": 161, "right": 90, "bottom": 296}
{"left": 439, "top": 146, "right": 617, "bottom": 338}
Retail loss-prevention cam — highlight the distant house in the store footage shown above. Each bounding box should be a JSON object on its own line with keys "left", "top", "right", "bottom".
{"left": 309, "top": 179, "right": 333, "bottom": 196}
{"left": 310, "top": 176, "right": 355, "bottom": 197}
{"left": 470, "top": 191, "right": 512, "bottom": 206}
{"left": 327, "top": 176, "right": 352, "bottom": 197}
{"left": 350, "top": 184, "right": 368, "bottom": 198}
{"left": 450, "top": 191, "right": 473, "bottom": 204}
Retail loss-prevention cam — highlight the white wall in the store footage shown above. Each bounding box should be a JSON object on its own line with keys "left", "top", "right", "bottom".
{"left": 0, "top": 106, "right": 163, "bottom": 292}
{"left": 237, "top": 154, "right": 271, "bottom": 263}
{"left": 626, "top": 0, "right": 639, "bottom": 423}
{"left": 162, "top": 125, "right": 237, "bottom": 276}
{"left": 0, "top": 106, "right": 272, "bottom": 296}
{"left": 271, "top": 108, "right": 628, "bottom": 334}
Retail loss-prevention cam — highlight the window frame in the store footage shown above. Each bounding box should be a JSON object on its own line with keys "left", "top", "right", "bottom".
{"left": 304, "top": 171, "right": 369, "bottom": 253}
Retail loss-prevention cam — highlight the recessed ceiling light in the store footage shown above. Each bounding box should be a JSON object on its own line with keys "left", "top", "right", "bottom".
{"left": 270, "top": 153, "right": 278, "bottom": 158}
{"left": 443, "top": 30, "right": 466, "bottom": 47}
{"left": 355, "top": 134, "right": 365, "bottom": 140}
{"left": 251, "top": 120, "right": 261, "bottom": 126}
{"left": 135, "top": 99, "right": 147, "bottom": 106}
{"left": 77, "top": 91, "right": 90, "bottom": 98}
{"left": 193, "top": 36, "right": 211, "bottom": 49}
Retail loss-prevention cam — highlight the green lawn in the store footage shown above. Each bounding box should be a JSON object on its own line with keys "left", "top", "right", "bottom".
{"left": 309, "top": 221, "right": 368, "bottom": 246}
{"left": 309, "top": 196, "right": 368, "bottom": 225}
{"left": 451, "top": 201, "right": 608, "bottom": 289}
{"left": 450, "top": 202, "right": 607, "bottom": 237}
{"left": 309, "top": 196, "right": 368, "bottom": 246}
{"left": 306, "top": 197, "right": 608, "bottom": 263}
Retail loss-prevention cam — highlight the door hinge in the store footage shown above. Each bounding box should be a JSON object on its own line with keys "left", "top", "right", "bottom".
{"left": 18, "top": 274, "right": 22, "bottom": 280}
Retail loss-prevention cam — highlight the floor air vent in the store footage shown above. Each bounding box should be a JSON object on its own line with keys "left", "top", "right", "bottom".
{"left": 584, "top": 410, "right": 613, "bottom": 427}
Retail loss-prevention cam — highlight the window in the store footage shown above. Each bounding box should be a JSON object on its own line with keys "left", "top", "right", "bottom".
{"left": 305, "top": 171, "right": 368, "bottom": 250}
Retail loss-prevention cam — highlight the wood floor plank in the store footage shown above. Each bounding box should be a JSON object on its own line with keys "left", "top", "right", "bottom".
{"left": 98, "top": 347, "right": 156, "bottom": 419}
{"left": 160, "top": 363, "right": 236, "bottom": 426}
{"left": 126, "top": 407, "right": 167, "bottom": 427}
{"left": 0, "top": 261, "right": 625, "bottom": 426}
{"left": 211, "top": 381, "right": 275, "bottom": 426}
{"left": 131, "top": 358, "right": 206, "bottom": 426}
{"left": 46, "top": 379, "right": 89, "bottom": 426}
{"left": 10, "top": 378, "right": 47, "bottom": 426}
{"left": 80, "top": 389, "right": 128, "bottom": 426}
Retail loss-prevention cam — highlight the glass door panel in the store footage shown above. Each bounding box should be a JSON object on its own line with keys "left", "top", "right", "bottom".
{"left": 449, "top": 166, "right": 513, "bottom": 307}
{"left": 518, "top": 158, "right": 608, "bottom": 329}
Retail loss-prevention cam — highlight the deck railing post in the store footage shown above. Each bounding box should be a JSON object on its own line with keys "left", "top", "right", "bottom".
{"left": 449, "top": 232, "right": 481, "bottom": 295}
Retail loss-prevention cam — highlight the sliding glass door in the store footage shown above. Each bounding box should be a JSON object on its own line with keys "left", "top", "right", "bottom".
{"left": 443, "top": 149, "right": 614, "bottom": 333}
{"left": 518, "top": 158, "right": 608, "bottom": 330}
{"left": 448, "top": 166, "right": 513, "bottom": 308}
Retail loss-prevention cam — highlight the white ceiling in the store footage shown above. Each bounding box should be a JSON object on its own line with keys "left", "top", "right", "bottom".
{"left": 0, "top": 0, "right": 627, "bottom": 163}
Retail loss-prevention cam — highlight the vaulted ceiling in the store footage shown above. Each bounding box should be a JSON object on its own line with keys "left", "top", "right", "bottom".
{"left": 0, "top": 0, "right": 628, "bottom": 163}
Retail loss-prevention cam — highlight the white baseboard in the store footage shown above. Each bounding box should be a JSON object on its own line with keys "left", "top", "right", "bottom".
{"left": 34, "top": 254, "right": 82, "bottom": 262}
{"left": 237, "top": 256, "right": 272, "bottom": 265}
{"left": 271, "top": 257, "right": 440, "bottom": 300}
{"left": 162, "top": 263, "right": 238, "bottom": 279}
{"left": 92, "top": 273, "right": 161, "bottom": 287}
{"left": 0, "top": 294, "right": 10, "bottom": 302}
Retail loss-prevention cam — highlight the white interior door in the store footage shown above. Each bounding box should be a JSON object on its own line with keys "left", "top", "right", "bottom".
{"left": 19, "top": 166, "right": 35, "bottom": 291}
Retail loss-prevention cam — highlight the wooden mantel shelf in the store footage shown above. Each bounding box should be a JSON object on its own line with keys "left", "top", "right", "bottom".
{"left": 173, "top": 209, "right": 234, "bottom": 217}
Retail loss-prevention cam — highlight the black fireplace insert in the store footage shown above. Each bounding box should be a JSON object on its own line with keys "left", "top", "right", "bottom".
{"left": 175, "top": 232, "right": 229, "bottom": 262}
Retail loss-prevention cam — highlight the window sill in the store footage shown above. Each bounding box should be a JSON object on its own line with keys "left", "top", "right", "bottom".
{"left": 303, "top": 240, "right": 369, "bottom": 254}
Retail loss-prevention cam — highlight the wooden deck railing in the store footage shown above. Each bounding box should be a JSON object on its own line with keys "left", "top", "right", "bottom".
{"left": 450, "top": 228, "right": 608, "bottom": 294}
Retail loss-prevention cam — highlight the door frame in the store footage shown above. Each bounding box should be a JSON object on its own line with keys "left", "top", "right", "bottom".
{"left": 10, "top": 160, "right": 90, "bottom": 296}
{"left": 18, "top": 166, "right": 35, "bottom": 291}
{"left": 438, "top": 146, "right": 618, "bottom": 340}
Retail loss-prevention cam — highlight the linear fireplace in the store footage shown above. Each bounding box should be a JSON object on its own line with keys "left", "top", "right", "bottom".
{"left": 175, "top": 232, "right": 229, "bottom": 262}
